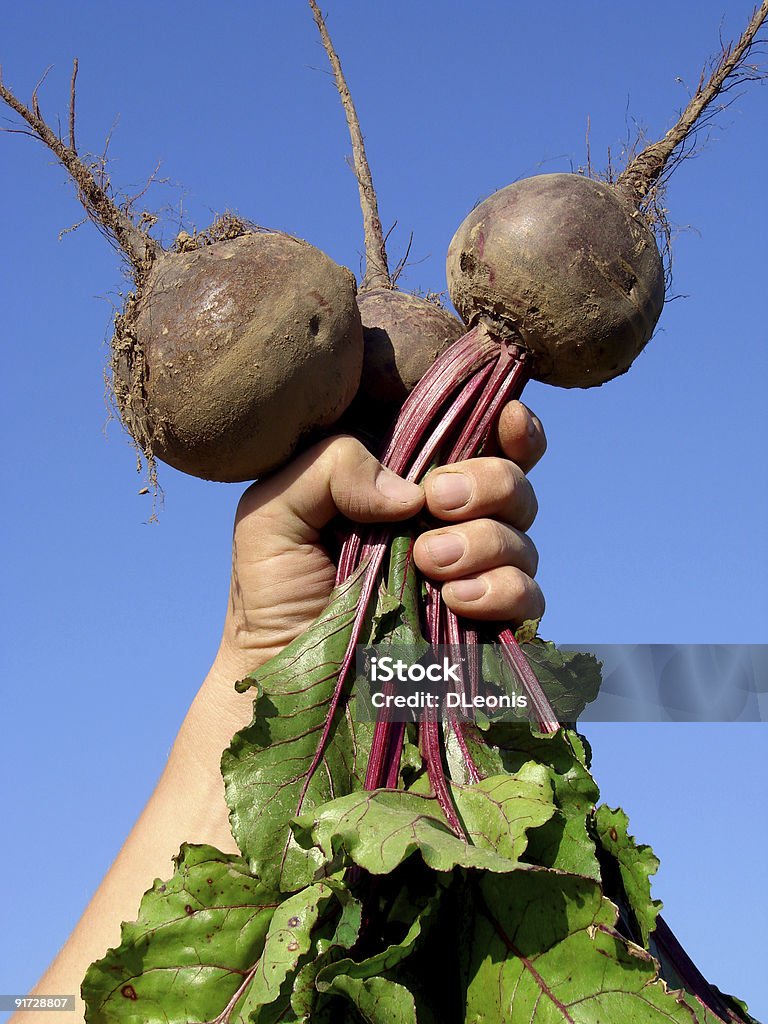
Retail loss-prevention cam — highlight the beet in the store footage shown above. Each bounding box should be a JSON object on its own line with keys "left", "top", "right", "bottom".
{"left": 355, "top": 289, "right": 464, "bottom": 405}
{"left": 446, "top": 174, "right": 665, "bottom": 388}
{"left": 0, "top": 73, "right": 365, "bottom": 485}
{"left": 113, "top": 229, "right": 363, "bottom": 482}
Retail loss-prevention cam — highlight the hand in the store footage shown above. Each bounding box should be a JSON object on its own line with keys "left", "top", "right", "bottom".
{"left": 215, "top": 400, "right": 546, "bottom": 682}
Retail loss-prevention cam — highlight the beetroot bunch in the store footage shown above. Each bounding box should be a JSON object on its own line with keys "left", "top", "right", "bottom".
{"left": 2, "top": 3, "right": 766, "bottom": 1021}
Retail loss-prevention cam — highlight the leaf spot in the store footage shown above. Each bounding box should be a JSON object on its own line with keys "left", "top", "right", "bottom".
{"left": 609, "top": 827, "right": 618, "bottom": 842}
{"left": 185, "top": 904, "right": 195, "bottom": 915}
{"left": 287, "top": 941, "right": 300, "bottom": 952}
{"left": 120, "top": 985, "right": 137, "bottom": 1001}
{"left": 288, "top": 916, "right": 301, "bottom": 927}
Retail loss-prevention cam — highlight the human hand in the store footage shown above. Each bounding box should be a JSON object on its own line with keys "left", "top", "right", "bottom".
{"left": 214, "top": 400, "right": 546, "bottom": 684}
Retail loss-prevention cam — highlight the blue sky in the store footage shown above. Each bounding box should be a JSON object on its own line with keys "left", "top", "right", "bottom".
{"left": 1, "top": 1, "right": 766, "bottom": 1017}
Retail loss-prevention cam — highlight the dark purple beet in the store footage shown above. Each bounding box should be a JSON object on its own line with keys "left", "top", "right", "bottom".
{"left": 356, "top": 288, "right": 465, "bottom": 405}
{"left": 446, "top": 174, "right": 665, "bottom": 388}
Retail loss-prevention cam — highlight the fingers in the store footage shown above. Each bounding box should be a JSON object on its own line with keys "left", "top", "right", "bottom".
{"left": 442, "top": 566, "right": 545, "bottom": 622}
{"left": 496, "top": 400, "right": 547, "bottom": 474}
{"left": 416, "top": 434, "right": 544, "bottom": 626}
{"left": 319, "top": 437, "right": 425, "bottom": 527}
{"left": 414, "top": 519, "right": 538, "bottom": 580}
{"left": 413, "top": 521, "right": 544, "bottom": 624}
{"left": 423, "top": 457, "right": 538, "bottom": 532}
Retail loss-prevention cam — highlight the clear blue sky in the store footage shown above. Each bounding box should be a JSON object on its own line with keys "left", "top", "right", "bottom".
{"left": 1, "top": 1, "right": 766, "bottom": 1017}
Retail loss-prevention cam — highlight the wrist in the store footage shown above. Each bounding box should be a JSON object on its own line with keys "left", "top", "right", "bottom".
{"left": 191, "top": 644, "right": 263, "bottom": 745}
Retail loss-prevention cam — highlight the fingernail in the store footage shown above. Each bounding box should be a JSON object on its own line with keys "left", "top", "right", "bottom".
{"left": 447, "top": 578, "right": 487, "bottom": 602}
{"left": 431, "top": 472, "right": 472, "bottom": 510}
{"left": 376, "top": 469, "right": 422, "bottom": 504}
{"left": 425, "top": 532, "right": 465, "bottom": 567}
{"left": 525, "top": 408, "right": 538, "bottom": 437}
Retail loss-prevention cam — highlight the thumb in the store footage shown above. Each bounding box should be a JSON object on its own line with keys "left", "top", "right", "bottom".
{"left": 239, "top": 435, "right": 424, "bottom": 539}
{"left": 297, "top": 435, "right": 424, "bottom": 529}
{"left": 321, "top": 436, "right": 423, "bottom": 524}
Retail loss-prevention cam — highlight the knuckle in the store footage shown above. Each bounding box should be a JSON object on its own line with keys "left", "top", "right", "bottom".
{"left": 536, "top": 418, "right": 548, "bottom": 456}
{"left": 501, "top": 566, "right": 542, "bottom": 609}
{"left": 521, "top": 486, "right": 539, "bottom": 531}
{"left": 490, "top": 518, "right": 512, "bottom": 557}
{"left": 476, "top": 458, "right": 524, "bottom": 507}
{"left": 329, "top": 434, "right": 372, "bottom": 471}
{"left": 530, "top": 580, "right": 546, "bottom": 618}
{"left": 491, "top": 457, "right": 523, "bottom": 494}
{"left": 525, "top": 538, "right": 540, "bottom": 577}
{"left": 505, "top": 566, "right": 530, "bottom": 601}
{"left": 517, "top": 574, "right": 545, "bottom": 618}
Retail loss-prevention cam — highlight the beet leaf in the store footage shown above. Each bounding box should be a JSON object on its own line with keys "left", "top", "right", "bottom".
{"left": 222, "top": 565, "right": 374, "bottom": 892}
{"left": 82, "top": 844, "right": 281, "bottom": 1022}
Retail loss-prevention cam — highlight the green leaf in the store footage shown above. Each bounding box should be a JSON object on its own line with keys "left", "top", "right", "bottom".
{"left": 595, "top": 804, "right": 662, "bottom": 946}
{"left": 222, "top": 567, "right": 373, "bottom": 891}
{"left": 451, "top": 764, "right": 557, "bottom": 862}
{"left": 368, "top": 531, "right": 429, "bottom": 649}
{"left": 369, "top": 590, "right": 402, "bottom": 642}
{"left": 82, "top": 844, "right": 280, "bottom": 1024}
{"left": 314, "top": 879, "right": 439, "bottom": 1022}
{"left": 318, "top": 975, "right": 417, "bottom": 1024}
{"left": 461, "top": 870, "right": 729, "bottom": 1023}
{"left": 237, "top": 883, "right": 335, "bottom": 1016}
{"left": 386, "top": 532, "right": 425, "bottom": 637}
{"left": 317, "top": 884, "right": 440, "bottom": 988}
{"left": 398, "top": 723, "right": 426, "bottom": 789}
{"left": 463, "top": 725, "right": 602, "bottom": 879}
{"left": 514, "top": 617, "right": 541, "bottom": 644}
{"left": 290, "top": 887, "right": 363, "bottom": 1022}
{"left": 711, "top": 989, "right": 763, "bottom": 1024}
{"left": 293, "top": 786, "right": 545, "bottom": 876}
{"left": 292, "top": 869, "right": 443, "bottom": 1023}
{"left": 521, "top": 638, "right": 603, "bottom": 722}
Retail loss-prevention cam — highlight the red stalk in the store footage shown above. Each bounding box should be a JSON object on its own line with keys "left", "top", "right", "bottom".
{"left": 383, "top": 723, "right": 407, "bottom": 789}
{"left": 304, "top": 325, "right": 560, "bottom": 835}
{"left": 443, "top": 604, "right": 482, "bottom": 784}
{"left": 420, "top": 713, "right": 466, "bottom": 837}
{"left": 419, "top": 584, "right": 467, "bottom": 836}
{"left": 498, "top": 628, "right": 559, "bottom": 732}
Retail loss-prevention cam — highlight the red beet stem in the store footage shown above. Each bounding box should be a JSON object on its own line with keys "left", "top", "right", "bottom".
{"left": 448, "top": 344, "right": 530, "bottom": 461}
{"left": 406, "top": 360, "right": 496, "bottom": 483}
{"left": 316, "top": 327, "right": 557, "bottom": 836}
{"left": 420, "top": 713, "right": 466, "bottom": 837}
{"left": 498, "top": 628, "right": 559, "bottom": 732}
{"left": 364, "top": 691, "right": 396, "bottom": 790}
{"left": 336, "top": 330, "right": 498, "bottom": 586}
{"left": 380, "top": 325, "right": 497, "bottom": 472}
{"left": 444, "top": 606, "right": 482, "bottom": 784}
{"left": 419, "top": 585, "right": 467, "bottom": 835}
{"left": 383, "top": 723, "right": 407, "bottom": 789}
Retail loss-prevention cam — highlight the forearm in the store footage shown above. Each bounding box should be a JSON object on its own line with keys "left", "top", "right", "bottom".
{"left": 18, "top": 650, "right": 258, "bottom": 1024}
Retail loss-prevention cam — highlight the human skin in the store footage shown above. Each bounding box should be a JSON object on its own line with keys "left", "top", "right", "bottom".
{"left": 20, "top": 400, "right": 546, "bottom": 1022}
